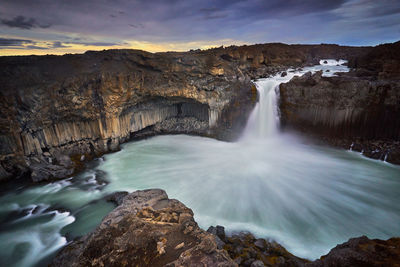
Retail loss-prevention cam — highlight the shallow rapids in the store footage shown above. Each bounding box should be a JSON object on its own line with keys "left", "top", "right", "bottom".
{"left": 0, "top": 60, "right": 399, "bottom": 266}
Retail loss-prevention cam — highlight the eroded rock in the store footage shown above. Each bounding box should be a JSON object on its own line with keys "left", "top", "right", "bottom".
{"left": 207, "top": 226, "right": 309, "bottom": 267}
{"left": 51, "top": 189, "right": 236, "bottom": 267}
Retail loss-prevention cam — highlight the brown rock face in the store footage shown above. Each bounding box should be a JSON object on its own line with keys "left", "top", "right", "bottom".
{"left": 51, "top": 189, "right": 236, "bottom": 267}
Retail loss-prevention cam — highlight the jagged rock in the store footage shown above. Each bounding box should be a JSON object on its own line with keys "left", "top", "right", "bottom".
{"left": 307, "top": 236, "right": 400, "bottom": 267}
{"left": 55, "top": 154, "right": 73, "bottom": 168}
{"left": 51, "top": 189, "right": 237, "bottom": 267}
{"left": 30, "top": 162, "right": 74, "bottom": 182}
{"left": 251, "top": 260, "right": 266, "bottom": 267}
{"left": 207, "top": 227, "right": 308, "bottom": 267}
{"left": 0, "top": 164, "right": 12, "bottom": 181}
{"left": 281, "top": 71, "right": 287, "bottom": 77}
{"left": 207, "top": 226, "right": 227, "bottom": 249}
{"left": 207, "top": 225, "right": 227, "bottom": 241}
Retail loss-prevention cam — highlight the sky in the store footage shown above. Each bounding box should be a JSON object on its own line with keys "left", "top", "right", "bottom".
{"left": 0, "top": 0, "right": 399, "bottom": 55}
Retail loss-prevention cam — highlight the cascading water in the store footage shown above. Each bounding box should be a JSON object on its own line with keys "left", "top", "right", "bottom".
{"left": 1, "top": 60, "right": 399, "bottom": 266}
{"left": 243, "top": 79, "right": 280, "bottom": 138}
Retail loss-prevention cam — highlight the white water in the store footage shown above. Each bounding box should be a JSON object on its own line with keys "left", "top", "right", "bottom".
{"left": 0, "top": 60, "right": 399, "bottom": 265}
{"left": 97, "top": 61, "right": 400, "bottom": 259}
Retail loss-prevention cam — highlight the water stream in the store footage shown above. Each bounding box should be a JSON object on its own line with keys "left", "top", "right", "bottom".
{"left": 1, "top": 60, "right": 399, "bottom": 266}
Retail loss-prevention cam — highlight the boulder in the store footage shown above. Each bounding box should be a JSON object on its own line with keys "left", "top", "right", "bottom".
{"left": 30, "top": 162, "right": 74, "bottom": 182}
{"left": 104, "top": 191, "right": 129, "bottom": 206}
{"left": 51, "top": 189, "right": 236, "bottom": 267}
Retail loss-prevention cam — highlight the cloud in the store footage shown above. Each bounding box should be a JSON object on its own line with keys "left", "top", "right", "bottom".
{"left": 65, "top": 41, "right": 121, "bottom": 46}
{"left": 1, "top": 16, "right": 51, "bottom": 29}
{"left": 0, "top": 0, "right": 399, "bottom": 54}
{"left": 52, "top": 41, "right": 70, "bottom": 48}
{"left": 0, "top": 37, "right": 33, "bottom": 46}
{"left": 0, "top": 38, "right": 122, "bottom": 50}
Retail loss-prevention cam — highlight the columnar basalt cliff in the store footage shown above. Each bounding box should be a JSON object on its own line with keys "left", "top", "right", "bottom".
{"left": 0, "top": 43, "right": 369, "bottom": 182}
{"left": 279, "top": 41, "right": 400, "bottom": 164}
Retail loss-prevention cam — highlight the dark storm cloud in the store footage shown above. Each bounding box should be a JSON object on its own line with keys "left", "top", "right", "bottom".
{"left": 0, "top": 37, "right": 33, "bottom": 46}
{"left": 72, "top": 42, "right": 120, "bottom": 46}
{"left": 52, "top": 41, "right": 69, "bottom": 48}
{"left": 26, "top": 45, "right": 49, "bottom": 49}
{"left": 1, "top": 16, "right": 51, "bottom": 29}
{"left": 0, "top": 0, "right": 399, "bottom": 49}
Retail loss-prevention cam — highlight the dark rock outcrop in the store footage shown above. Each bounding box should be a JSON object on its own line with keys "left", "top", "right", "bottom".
{"left": 51, "top": 189, "right": 236, "bottom": 267}
{"left": 348, "top": 41, "right": 400, "bottom": 79}
{"left": 207, "top": 225, "right": 309, "bottom": 267}
{"left": 279, "top": 70, "right": 400, "bottom": 164}
{"left": 0, "top": 43, "right": 369, "bottom": 182}
{"left": 308, "top": 236, "right": 400, "bottom": 267}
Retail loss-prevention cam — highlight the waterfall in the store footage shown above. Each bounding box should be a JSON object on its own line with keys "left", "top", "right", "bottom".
{"left": 242, "top": 59, "right": 350, "bottom": 140}
{"left": 248, "top": 80, "right": 280, "bottom": 138}
{"left": 242, "top": 75, "right": 288, "bottom": 139}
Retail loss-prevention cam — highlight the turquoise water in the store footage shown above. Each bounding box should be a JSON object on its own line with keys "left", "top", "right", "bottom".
{"left": 0, "top": 60, "right": 399, "bottom": 266}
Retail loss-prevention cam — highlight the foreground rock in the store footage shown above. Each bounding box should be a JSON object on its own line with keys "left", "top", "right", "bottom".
{"left": 53, "top": 189, "right": 400, "bottom": 267}
{"left": 207, "top": 226, "right": 308, "bottom": 267}
{"left": 309, "top": 236, "right": 400, "bottom": 267}
{"left": 279, "top": 71, "right": 400, "bottom": 164}
{"left": 51, "top": 189, "right": 236, "bottom": 267}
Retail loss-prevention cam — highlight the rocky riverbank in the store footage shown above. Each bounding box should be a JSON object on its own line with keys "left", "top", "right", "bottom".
{"left": 52, "top": 189, "right": 400, "bottom": 267}
{"left": 279, "top": 41, "right": 400, "bottom": 164}
{"left": 0, "top": 43, "right": 371, "bottom": 182}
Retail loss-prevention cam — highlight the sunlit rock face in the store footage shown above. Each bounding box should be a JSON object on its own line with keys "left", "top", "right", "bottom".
{"left": 279, "top": 71, "right": 400, "bottom": 164}
{"left": 0, "top": 44, "right": 371, "bottom": 181}
{"left": 51, "top": 189, "right": 237, "bottom": 267}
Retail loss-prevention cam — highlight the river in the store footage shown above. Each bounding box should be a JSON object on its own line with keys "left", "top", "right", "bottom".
{"left": 1, "top": 60, "right": 399, "bottom": 266}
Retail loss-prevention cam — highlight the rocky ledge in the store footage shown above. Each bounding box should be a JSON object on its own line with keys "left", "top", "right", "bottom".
{"left": 52, "top": 189, "right": 236, "bottom": 266}
{"left": 52, "top": 189, "right": 400, "bottom": 267}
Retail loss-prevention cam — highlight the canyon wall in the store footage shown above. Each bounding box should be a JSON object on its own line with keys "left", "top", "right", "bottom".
{"left": 279, "top": 42, "right": 400, "bottom": 164}
{"left": 0, "top": 43, "right": 371, "bottom": 181}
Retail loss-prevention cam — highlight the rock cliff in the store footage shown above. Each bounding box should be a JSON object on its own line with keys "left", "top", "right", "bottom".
{"left": 279, "top": 41, "right": 400, "bottom": 164}
{"left": 0, "top": 43, "right": 368, "bottom": 182}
